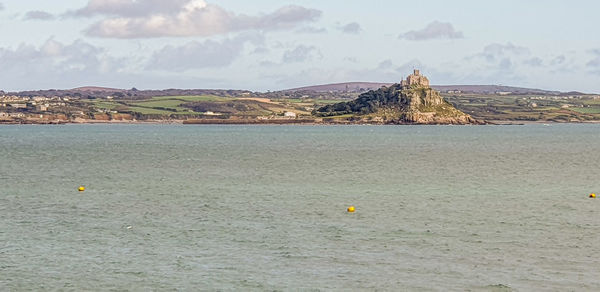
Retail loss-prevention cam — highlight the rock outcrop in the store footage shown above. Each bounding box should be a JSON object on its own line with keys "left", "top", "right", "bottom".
{"left": 314, "top": 70, "right": 483, "bottom": 125}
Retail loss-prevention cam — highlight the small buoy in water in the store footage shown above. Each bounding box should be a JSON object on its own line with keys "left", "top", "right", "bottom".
{"left": 127, "top": 226, "right": 133, "bottom": 230}
{"left": 78, "top": 186, "right": 85, "bottom": 192}
{"left": 590, "top": 193, "right": 596, "bottom": 198}
{"left": 347, "top": 206, "right": 356, "bottom": 213}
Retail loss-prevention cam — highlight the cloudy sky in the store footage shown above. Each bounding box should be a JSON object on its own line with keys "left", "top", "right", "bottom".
{"left": 1, "top": 0, "right": 599, "bottom": 92}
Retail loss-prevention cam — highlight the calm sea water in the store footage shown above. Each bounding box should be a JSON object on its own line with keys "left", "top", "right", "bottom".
{"left": 1, "top": 124, "right": 599, "bottom": 291}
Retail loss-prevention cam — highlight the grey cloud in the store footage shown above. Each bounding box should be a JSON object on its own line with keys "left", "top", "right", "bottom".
{"left": 588, "top": 58, "right": 600, "bottom": 69}
{"left": 282, "top": 45, "right": 320, "bottom": 63}
{"left": 549, "top": 53, "right": 578, "bottom": 73}
{"left": 339, "top": 22, "right": 361, "bottom": 34}
{"left": 524, "top": 57, "right": 543, "bottom": 67}
{"left": 257, "top": 45, "right": 321, "bottom": 68}
{"left": 377, "top": 59, "right": 394, "bottom": 70}
{"left": 252, "top": 47, "right": 270, "bottom": 55}
{"left": 24, "top": 11, "right": 56, "bottom": 21}
{"left": 461, "top": 43, "right": 532, "bottom": 83}
{"left": 472, "top": 44, "right": 580, "bottom": 75}
{"left": 0, "top": 39, "right": 106, "bottom": 69}
{"left": 459, "top": 44, "right": 579, "bottom": 86}
{"left": 471, "top": 43, "right": 530, "bottom": 63}
{"left": 0, "top": 38, "right": 126, "bottom": 89}
{"left": 587, "top": 49, "right": 600, "bottom": 74}
{"left": 251, "top": 5, "right": 321, "bottom": 30}
{"left": 399, "top": 21, "right": 463, "bottom": 41}
{"left": 0, "top": 3, "right": 4, "bottom": 11}
{"left": 550, "top": 55, "right": 566, "bottom": 65}
{"left": 74, "top": 0, "right": 321, "bottom": 38}
{"left": 296, "top": 26, "right": 327, "bottom": 34}
{"left": 259, "top": 60, "right": 278, "bottom": 68}
{"left": 498, "top": 58, "right": 513, "bottom": 70}
{"left": 147, "top": 33, "right": 264, "bottom": 71}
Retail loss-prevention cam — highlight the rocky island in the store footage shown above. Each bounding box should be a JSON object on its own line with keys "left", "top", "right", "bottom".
{"left": 314, "top": 70, "right": 483, "bottom": 125}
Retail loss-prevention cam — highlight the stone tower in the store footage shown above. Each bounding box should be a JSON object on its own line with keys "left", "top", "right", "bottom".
{"left": 401, "top": 69, "right": 430, "bottom": 87}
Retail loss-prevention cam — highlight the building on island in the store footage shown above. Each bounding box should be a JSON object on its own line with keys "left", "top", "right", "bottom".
{"left": 401, "top": 69, "right": 430, "bottom": 88}
{"left": 36, "top": 104, "right": 49, "bottom": 112}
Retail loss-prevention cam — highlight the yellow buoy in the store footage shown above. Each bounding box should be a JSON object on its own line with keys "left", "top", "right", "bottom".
{"left": 590, "top": 193, "right": 596, "bottom": 198}
{"left": 347, "top": 206, "right": 356, "bottom": 213}
{"left": 78, "top": 186, "right": 85, "bottom": 192}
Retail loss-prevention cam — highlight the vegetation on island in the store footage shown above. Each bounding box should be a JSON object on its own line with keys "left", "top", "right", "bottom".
{"left": 313, "top": 84, "right": 430, "bottom": 116}
{"left": 312, "top": 82, "right": 478, "bottom": 124}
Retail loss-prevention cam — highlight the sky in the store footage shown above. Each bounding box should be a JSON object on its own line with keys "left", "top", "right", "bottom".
{"left": 0, "top": 0, "right": 599, "bottom": 92}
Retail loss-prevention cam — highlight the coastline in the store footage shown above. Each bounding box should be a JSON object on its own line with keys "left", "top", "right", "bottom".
{"left": 1, "top": 117, "right": 485, "bottom": 125}
{"left": 2, "top": 118, "right": 598, "bottom": 126}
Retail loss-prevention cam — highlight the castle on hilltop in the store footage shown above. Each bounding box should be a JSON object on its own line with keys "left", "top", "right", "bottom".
{"left": 401, "top": 69, "right": 430, "bottom": 87}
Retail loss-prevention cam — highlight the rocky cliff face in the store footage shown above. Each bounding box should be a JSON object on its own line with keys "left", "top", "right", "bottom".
{"left": 394, "top": 87, "right": 480, "bottom": 124}
{"left": 314, "top": 83, "right": 483, "bottom": 125}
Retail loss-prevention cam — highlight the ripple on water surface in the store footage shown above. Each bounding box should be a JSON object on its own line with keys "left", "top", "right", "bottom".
{"left": 0, "top": 124, "right": 599, "bottom": 290}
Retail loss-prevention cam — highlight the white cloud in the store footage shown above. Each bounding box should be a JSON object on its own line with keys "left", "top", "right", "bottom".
{"left": 23, "top": 11, "right": 55, "bottom": 21}
{"left": 339, "top": 22, "right": 361, "bottom": 34}
{"left": 146, "top": 33, "right": 264, "bottom": 71}
{"left": 72, "top": 0, "right": 190, "bottom": 17}
{"left": 0, "top": 3, "right": 4, "bottom": 11}
{"left": 72, "top": 0, "right": 321, "bottom": 38}
{"left": 399, "top": 21, "right": 463, "bottom": 41}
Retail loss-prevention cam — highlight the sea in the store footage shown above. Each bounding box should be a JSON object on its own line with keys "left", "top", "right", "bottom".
{"left": 1, "top": 124, "right": 599, "bottom": 291}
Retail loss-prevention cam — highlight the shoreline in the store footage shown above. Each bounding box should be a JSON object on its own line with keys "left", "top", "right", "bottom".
{"left": 2, "top": 118, "right": 599, "bottom": 126}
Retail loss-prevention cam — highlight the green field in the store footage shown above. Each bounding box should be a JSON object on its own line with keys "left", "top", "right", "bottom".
{"left": 151, "top": 95, "right": 229, "bottom": 102}
{"left": 568, "top": 107, "right": 600, "bottom": 114}
{"left": 443, "top": 93, "right": 600, "bottom": 122}
{"left": 124, "top": 106, "right": 176, "bottom": 115}
{"left": 128, "top": 100, "right": 188, "bottom": 112}
{"left": 91, "top": 101, "right": 120, "bottom": 110}
{"left": 87, "top": 95, "right": 317, "bottom": 117}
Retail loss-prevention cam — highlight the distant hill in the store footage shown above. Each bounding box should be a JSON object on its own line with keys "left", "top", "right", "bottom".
{"left": 286, "top": 82, "right": 583, "bottom": 96}
{"left": 9, "top": 87, "right": 253, "bottom": 100}
{"left": 432, "top": 85, "right": 563, "bottom": 95}
{"left": 73, "top": 86, "right": 127, "bottom": 92}
{"left": 286, "top": 82, "right": 392, "bottom": 93}
{"left": 4, "top": 83, "right": 590, "bottom": 99}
